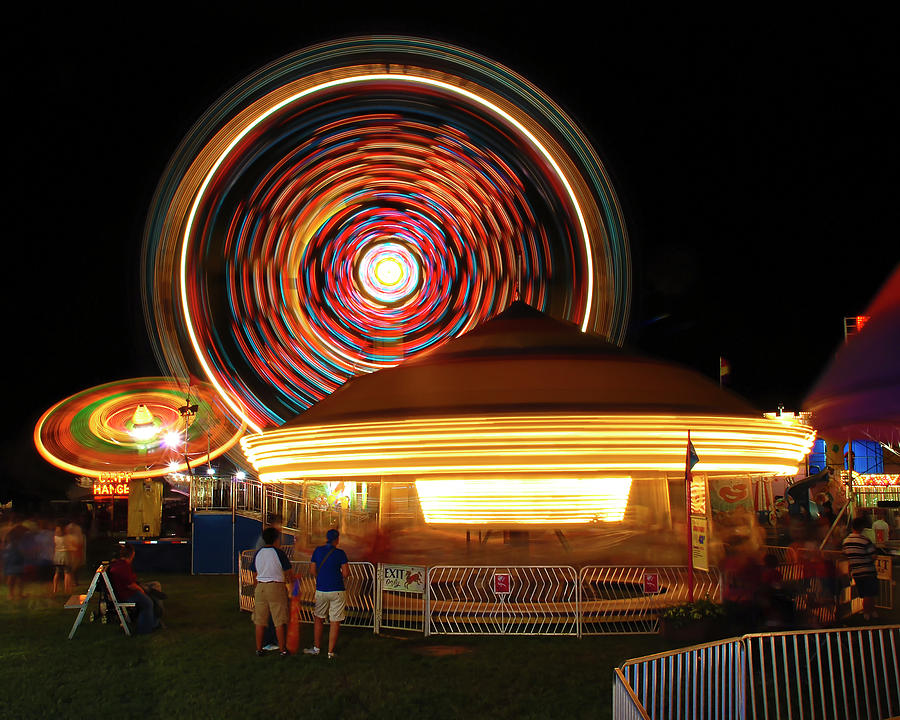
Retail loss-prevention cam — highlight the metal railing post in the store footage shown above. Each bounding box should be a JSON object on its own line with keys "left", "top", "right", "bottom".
{"left": 374, "top": 562, "right": 382, "bottom": 635}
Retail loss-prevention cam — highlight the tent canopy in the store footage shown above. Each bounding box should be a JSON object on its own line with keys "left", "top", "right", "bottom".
{"left": 805, "top": 265, "right": 900, "bottom": 443}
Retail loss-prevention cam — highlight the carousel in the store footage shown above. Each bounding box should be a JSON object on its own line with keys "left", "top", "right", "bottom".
{"left": 241, "top": 302, "right": 815, "bottom": 563}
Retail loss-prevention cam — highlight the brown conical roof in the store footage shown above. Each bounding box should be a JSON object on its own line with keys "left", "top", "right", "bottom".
{"left": 284, "top": 301, "right": 759, "bottom": 427}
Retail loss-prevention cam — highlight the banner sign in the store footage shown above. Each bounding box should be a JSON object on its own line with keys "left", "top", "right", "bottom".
{"left": 381, "top": 564, "right": 426, "bottom": 594}
{"left": 690, "top": 473, "right": 708, "bottom": 515}
{"left": 876, "top": 556, "right": 892, "bottom": 582}
{"left": 642, "top": 572, "right": 660, "bottom": 594}
{"left": 691, "top": 515, "right": 709, "bottom": 571}
{"left": 709, "top": 477, "right": 754, "bottom": 513}
{"left": 93, "top": 481, "right": 131, "bottom": 499}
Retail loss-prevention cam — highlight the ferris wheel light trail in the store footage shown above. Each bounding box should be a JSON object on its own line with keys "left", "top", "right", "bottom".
{"left": 145, "top": 38, "right": 630, "bottom": 431}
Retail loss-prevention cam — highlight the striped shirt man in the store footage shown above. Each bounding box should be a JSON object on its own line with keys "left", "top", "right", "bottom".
{"left": 842, "top": 529, "right": 877, "bottom": 578}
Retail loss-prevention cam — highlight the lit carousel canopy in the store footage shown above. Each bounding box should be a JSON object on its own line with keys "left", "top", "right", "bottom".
{"left": 241, "top": 304, "right": 816, "bottom": 524}
{"left": 35, "top": 377, "right": 246, "bottom": 479}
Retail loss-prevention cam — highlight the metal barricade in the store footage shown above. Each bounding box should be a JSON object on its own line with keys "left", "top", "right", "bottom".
{"left": 237, "top": 551, "right": 375, "bottom": 628}
{"left": 613, "top": 668, "right": 651, "bottom": 720}
{"left": 614, "top": 625, "right": 900, "bottom": 720}
{"left": 375, "top": 563, "right": 427, "bottom": 633}
{"left": 761, "top": 545, "right": 893, "bottom": 621}
{"left": 426, "top": 565, "right": 578, "bottom": 636}
{"left": 744, "top": 625, "right": 900, "bottom": 720}
{"left": 580, "top": 566, "right": 721, "bottom": 634}
{"left": 238, "top": 549, "right": 255, "bottom": 611}
{"left": 234, "top": 480, "right": 263, "bottom": 517}
{"left": 288, "top": 560, "right": 376, "bottom": 628}
{"left": 619, "top": 637, "right": 746, "bottom": 720}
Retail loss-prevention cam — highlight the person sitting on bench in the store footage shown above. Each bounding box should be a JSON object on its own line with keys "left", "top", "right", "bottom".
{"left": 107, "top": 545, "right": 159, "bottom": 634}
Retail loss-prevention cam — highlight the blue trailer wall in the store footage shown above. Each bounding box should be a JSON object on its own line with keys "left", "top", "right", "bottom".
{"left": 192, "top": 512, "right": 234, "bottom": 574}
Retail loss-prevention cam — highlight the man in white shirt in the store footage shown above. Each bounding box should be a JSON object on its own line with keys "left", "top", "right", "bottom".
{"left": 250, "top": 527, "right": 293, "bottom": 656}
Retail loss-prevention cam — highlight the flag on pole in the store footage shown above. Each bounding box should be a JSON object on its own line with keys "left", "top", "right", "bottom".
{"left": 687, "top": 438, "right": 700, "bottom": 472}
{"left": 684, "top": 432, "right": 704, "bottom": 598}
{"left": 719, "top": 356, "right": 730, "bottom": 385}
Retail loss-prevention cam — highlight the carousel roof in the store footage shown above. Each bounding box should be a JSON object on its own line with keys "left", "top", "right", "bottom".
{"left": 286, "top": 301, "right": 759, "bottom": 426}
{"left": 242, "top": 304, "right": 815, "bottom": 484}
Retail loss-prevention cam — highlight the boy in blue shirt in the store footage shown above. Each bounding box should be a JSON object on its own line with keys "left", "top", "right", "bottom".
{"left": 303, "top": 528, "right": 349, "bottom": 659}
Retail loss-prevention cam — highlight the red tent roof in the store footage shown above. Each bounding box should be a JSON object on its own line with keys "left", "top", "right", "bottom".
{"left": 805, "top": 265, "right": 900, "bottom": 442}
{"left": 285, "top": 302, "right": 759, "bottom": 427}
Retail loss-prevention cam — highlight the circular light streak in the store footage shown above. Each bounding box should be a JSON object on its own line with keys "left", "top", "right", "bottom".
{"left": 357, "top": 241, "right": 420, "bottom": 305}
{"left": 34, "top": 377, "right": 247, "bottom": 479}
{"left": 143, "top": 38, "right": 631, "bottom": 432}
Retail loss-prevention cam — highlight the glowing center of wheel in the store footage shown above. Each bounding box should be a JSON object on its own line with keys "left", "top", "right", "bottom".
{"left": 374, "top": 257, "right": 404, "bottom": 286}
{"left": 357, "top": 242, "right": 420, "bottom": 305}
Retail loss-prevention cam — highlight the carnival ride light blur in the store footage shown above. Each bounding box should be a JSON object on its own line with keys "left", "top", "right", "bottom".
{"left": 34, "top": 377, "right": 246, "bottom": 479}
{"left": 143, "top": 37, "right": 631, "bottom": 433}
{"left": 240, "top": 415, "right": 816, "bottom": 482}
{"left": 241, "top": 414, "right": 815, "bottom": 525}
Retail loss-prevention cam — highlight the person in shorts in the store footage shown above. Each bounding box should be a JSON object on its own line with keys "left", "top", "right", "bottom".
{"left": 250, "top": 527, "right": 293, "bottom": 656}
{"left": 303, "top": 529, "right": 349, "bottom": 659}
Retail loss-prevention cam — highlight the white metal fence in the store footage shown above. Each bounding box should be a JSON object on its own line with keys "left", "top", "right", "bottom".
{"left": 580, "top": 566, "right": 721, "bottom": 635}
{"left": 426, "top": 565, "right": 579, "bottom": 636}
{"left": 616, "top": 625, "right": 900, "bottom": 720}
{"left": 237, "top": 554, "right": 892, "bottom": 644}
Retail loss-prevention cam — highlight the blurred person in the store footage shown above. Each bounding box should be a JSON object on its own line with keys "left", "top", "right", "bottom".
{"left": 64, "top": 520, "right": 85, "bottom": 587}
{"left": 855, "top": 514, "right": 877, "bottom": 544}
{"left": 304, "top": 528, "right": 349, "bottom": 659}
{"left": 107, "top": 544, "right": 160, "bottom": 634}
{"left": 842, "top": 517, "right": 880, "bottom": 621}
{"left": 250, "top": 526, "right": 292, "bottom": 656}
{"left": 3, "top": 516, "right": 27, "bottom": 600}
{"left": 872, "top": 511, "right": 890, "bottom": 548}
{"left": 51, "top": 522, "right": 68, "bottom": 595}
{"left": 35, "top": 519, "right": 54, "bottom": 589}
{"left": 760, "top": 552, "right": 792, "bottom": 628}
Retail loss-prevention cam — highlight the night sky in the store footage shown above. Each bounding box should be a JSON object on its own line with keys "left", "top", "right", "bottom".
{"left": 4, "top": 9, "right": 896, "bottom": 503}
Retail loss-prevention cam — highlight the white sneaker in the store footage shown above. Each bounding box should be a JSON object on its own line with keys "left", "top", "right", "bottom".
{"left": 328, "top": 652, "right": 336, "bottom": 659}
{"left": 262, "top": 643, "right": 279, "bottom": 651}
{"left": 303, "top": 646, "right": 320, "bottom": 655}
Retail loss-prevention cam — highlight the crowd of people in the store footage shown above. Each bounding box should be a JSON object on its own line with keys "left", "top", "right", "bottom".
{"left": 719, "top": 511, "right": 888, "bottom": 633}
{"left": 1, "top": 514, "right": 86, "bottom": 600}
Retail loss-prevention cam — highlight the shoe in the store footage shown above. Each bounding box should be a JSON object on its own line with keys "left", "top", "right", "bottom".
{"left": 303, "top": 646, "right": 320, "bottom": 656}
{"left": 280, "top": 650, "right": 290, "bottom": 657}
{"left": 328, "top": 652, "right": 336, "bottom": 659}
{"left": 256, "top": 650, "right": 265, "bottom": 657}
{"left": 262, "top": 643, "right": 279, "bottom": 651}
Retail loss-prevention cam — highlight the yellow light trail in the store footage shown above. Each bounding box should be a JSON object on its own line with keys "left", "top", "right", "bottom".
{"left": 241, "top": 413, "right": 815, "bottom": 482}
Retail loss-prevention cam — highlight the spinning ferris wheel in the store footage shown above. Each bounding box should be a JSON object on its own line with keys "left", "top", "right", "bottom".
{"left": 141, "top": 37, "right": 631, "bottom": 433}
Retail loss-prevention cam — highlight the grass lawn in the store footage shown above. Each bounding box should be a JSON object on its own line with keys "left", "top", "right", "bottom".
{"left": 0, "top": 571, "right": 683, "bottom": 720}
{"left": 3, "top": 566, "right": 896, "bottom": 720}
